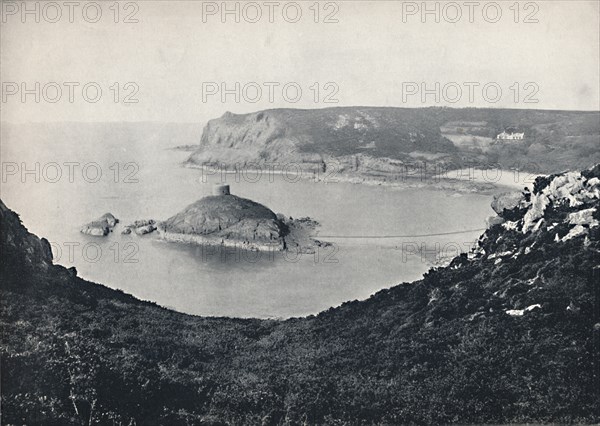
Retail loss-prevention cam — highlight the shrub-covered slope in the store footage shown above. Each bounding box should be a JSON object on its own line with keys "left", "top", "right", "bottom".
{"left": 1, "top": 167, "right": 600, "bottom": 425}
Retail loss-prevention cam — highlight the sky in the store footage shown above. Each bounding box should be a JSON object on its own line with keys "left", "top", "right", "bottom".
{"left": 1, "top": 0, "right": 599, "bottom": 123}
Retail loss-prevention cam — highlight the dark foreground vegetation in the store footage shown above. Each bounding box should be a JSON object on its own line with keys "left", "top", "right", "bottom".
{"left": 1, "top": 167, "right": 600, "bottom": 425}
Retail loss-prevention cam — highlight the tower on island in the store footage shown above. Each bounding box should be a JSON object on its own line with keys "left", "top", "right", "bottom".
{"left": 213, "top": 184, "right": 231, "bottom": 196}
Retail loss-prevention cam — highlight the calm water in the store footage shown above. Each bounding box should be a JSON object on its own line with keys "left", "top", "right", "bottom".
{"left": 2, "top": 123, "right": 498, "bottom": 318}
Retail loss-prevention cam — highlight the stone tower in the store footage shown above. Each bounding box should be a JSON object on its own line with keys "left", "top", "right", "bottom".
{"left": 213, "top": 184, "right": 230, "bottom": 196}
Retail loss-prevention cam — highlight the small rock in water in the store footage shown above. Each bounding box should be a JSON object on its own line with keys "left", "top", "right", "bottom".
{"left": 80, "top": 213, "right": 119, "bottom": 236}
{"left": 129, "top": 219, "right": 156, "bottom": 228}
{"left": 123, "top": 219, "right": 157, "bottom": 236}
{"left": 134, "top": 224, "right": 157, "bottom": 235}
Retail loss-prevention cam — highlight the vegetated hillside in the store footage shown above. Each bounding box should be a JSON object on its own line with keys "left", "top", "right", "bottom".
{"left": 2, "top": 167, "right": 600, "bottom": 425}
{"left": 186, "top": 107, "right": 600, "bottom": 174}
{"left": 187, "top": 108, "right": 456, "bottom": 164}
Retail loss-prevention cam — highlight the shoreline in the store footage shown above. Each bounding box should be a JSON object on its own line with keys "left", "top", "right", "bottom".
{"left": 184, "top": 162, "right": 537, "bottom": 193}
{"left": 156, "top": 229, "right": 285, "bottom": 252}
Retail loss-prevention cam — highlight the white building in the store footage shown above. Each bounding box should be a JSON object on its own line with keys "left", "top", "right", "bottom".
{"left": 496, "top": 131, "right": 525, "bottom": 140}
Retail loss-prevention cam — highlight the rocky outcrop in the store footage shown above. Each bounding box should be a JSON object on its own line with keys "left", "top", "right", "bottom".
{"left": 80, "top": 213, "right": 119, "bottom": 236}
{"left": 134, "top": 225, "right": 156, "bottom": 235}
{"left": 280, "top": 216, "right": 332, "bottom": 254}
{"left": 186, "top": 108, "right": 456, "bottom": 171}
{"left": 499, "top": 170, "right": 600, "bottom": 236}
{"left": 122, "top": 219, "right": 157, "bottom": 235}
{"left": 485, "top": 215, "right": 505, "bottom": 228}
{"left": 157, "top": 195, "right": 329, "bottom": 252}
{"left": 470, "top": 164, "right": 600, "bottom": 263}
{"left": 491, "top": 191, "right": 525, "bottom": 215}
{"left": 0, "top": 200, "right": 53, "bottom": 271}
{"left": 160, "top": 195, "right": 279, "bottom": 234}
{"left": 158, "top": 194, "right": 287, "bottom": 251}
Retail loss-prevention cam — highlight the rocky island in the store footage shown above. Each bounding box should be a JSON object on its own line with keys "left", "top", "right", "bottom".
{"left": 157, "top": 184, "right": 327, "bottom": 252}
{"left": 80, "top": 213, "right": 119, "bottom": 236}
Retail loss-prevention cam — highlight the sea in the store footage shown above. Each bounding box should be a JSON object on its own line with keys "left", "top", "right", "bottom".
{"left": 1, "top": 122, "right": 523, "bottom": 318}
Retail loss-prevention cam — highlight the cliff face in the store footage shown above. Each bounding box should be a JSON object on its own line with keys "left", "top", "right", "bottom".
{"left": 1, "top": 166, "right": 599, "bottom": 425}
{"left": 0, "top": 200, "right": 53, "bottom": 273}
{"left": 187, "top": 107, "right": 600, "bottom": 175}
{"left": 187, "top": 107, "right": 456, "bottom": 168}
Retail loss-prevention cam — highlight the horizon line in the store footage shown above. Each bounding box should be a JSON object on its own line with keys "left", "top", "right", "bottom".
{"left": 1, "top": 105, "right": 600, "bottom": 126}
